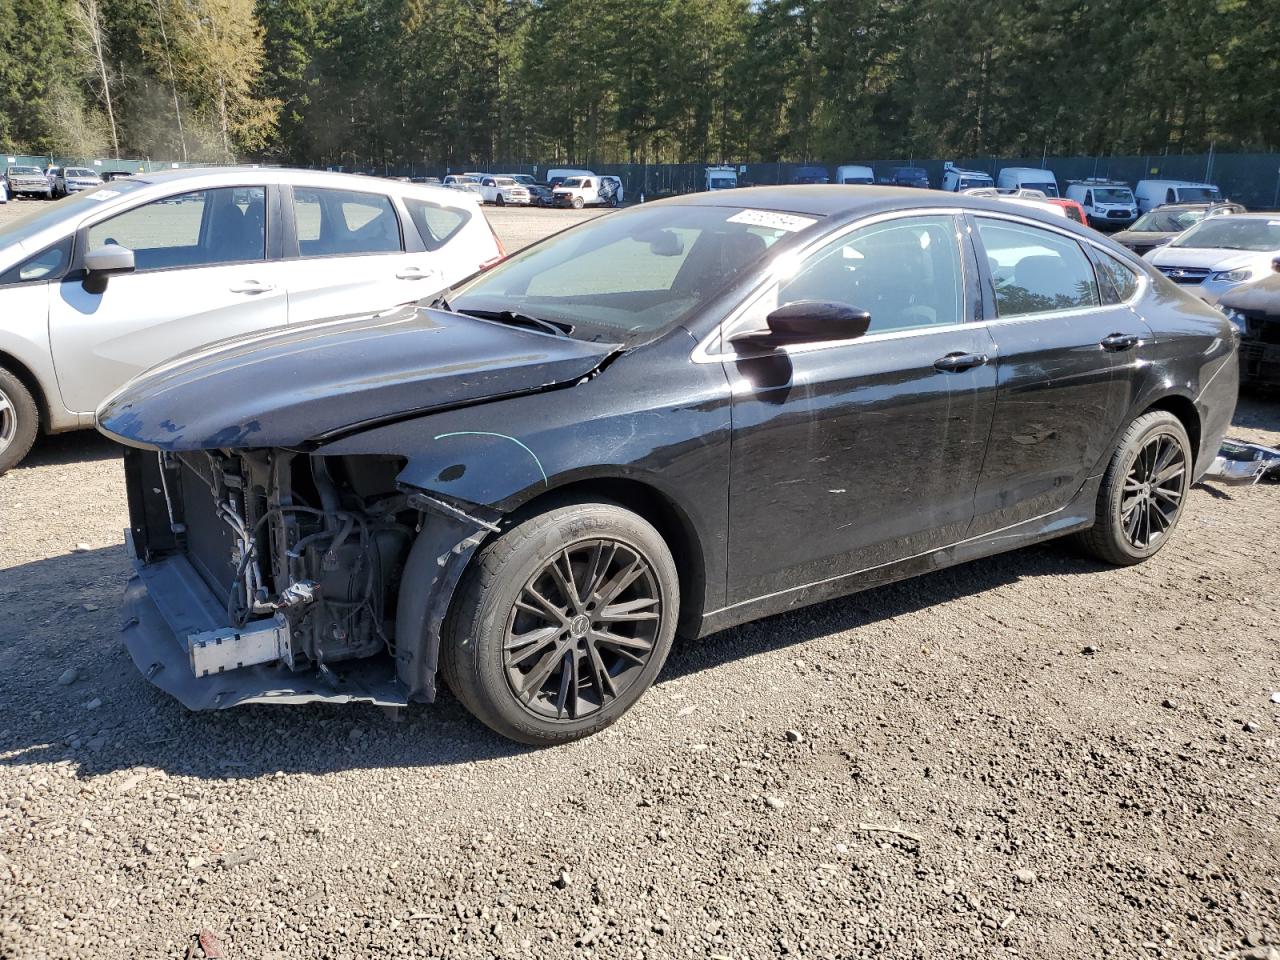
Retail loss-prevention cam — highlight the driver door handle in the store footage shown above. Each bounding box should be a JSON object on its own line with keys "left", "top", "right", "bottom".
{"left": 1100, "top": 332, "right": 1141, "bottom": 351}
{"left": 933, "top": 352, "right": 989, "bottom": 373}
{"left": 230, "top": 281, "right": 276, "bottom": 295}
{"left": 396, "top": 266, "right": 437, "bottom": 281}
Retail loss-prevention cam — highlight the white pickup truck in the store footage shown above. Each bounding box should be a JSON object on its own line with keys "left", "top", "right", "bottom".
{"left": 476, "top": 176, "right": 532, "bottom": 206}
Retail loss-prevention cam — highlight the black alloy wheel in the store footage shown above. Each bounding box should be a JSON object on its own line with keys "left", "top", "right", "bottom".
{"left": 1119, "top": 432, "right": 1186, "bottom": 549}
{"left": 1076, "top": 410, "right": 1192, "bottom": 565}
{"left": 503, "top": 538, "right": 662, "bottom": 722}
{"left": 442, "top": 501, "right": 679, "bottom": 745}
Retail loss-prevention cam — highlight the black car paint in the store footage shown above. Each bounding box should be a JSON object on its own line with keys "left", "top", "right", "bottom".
{"left": 98, "top": 306, "right": 619, "bottom": 450}
{"left": 99, "top": 186, "right": 1240, "bottom": 708}
{"left": 1219, "top": 273, "right": 1280, "bottom": 386}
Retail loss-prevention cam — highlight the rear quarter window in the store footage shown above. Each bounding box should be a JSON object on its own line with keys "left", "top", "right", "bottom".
{"left": 1095, "top": 251, "right": 1140, "bottom": 304}
{"left": 404, "top": 198, "right": 471, "bottom": 251}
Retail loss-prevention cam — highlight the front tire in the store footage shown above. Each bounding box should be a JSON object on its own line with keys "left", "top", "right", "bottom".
{"left": 0, "top": 367, "right": 40, "bottom": 474}
{"left": 495, "top": 194, "right": 505, "bottom": 206}
{"left": 571, "top": 196, "right": 584, "bottom": 209}
{"left": 1075, "top": 411, "right": 1192, "bottom": 565}
{"left": 441, "top": 501, "right": 679, "bottom": 745}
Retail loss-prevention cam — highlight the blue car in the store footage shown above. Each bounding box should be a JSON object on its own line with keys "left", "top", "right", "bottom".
{"left": 882, "top": 166, "right": 930, "bottom": 189}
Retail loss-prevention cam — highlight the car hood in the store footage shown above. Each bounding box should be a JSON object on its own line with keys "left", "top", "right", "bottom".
{"left": 97, "top": 304, "right": 618, "bottom": 451}
{"left": 1114, "top": 230, "right": 1174, "bottom": 246}
{"left": 1147, "top": 247, "right": 1271, "bottom": 271}
{"left": 1219, "top": 274, "right": 1280, "bottom": 317}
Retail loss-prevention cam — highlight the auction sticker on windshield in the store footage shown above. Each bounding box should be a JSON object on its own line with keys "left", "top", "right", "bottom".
{"left": 726, "top": 210, "right": 818, "bottom": 232}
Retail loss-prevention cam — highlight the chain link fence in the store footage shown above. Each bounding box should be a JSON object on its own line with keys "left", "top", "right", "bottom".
{"left": 7, "top": 150, "right": 1279, "bottom": 209}
{"left": 384, "top": 153, "right": 1280, "bottom": 209}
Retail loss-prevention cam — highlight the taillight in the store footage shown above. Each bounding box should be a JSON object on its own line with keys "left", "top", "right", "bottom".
{"left": 480, "top": 223, "right": 506, "bottom": 271}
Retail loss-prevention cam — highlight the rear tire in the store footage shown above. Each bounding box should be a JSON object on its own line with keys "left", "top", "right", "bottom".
{"left": 0, "top": 367, "right": 40, "bottom": 475}
{"left": 1075, "top": 410, "right": 1191, "bottom": 566}
{"left": 441, "top": 501, "right": 679, "bottom": 745}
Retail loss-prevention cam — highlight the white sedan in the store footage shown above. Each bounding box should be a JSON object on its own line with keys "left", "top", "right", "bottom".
{"left": 1146, "top": 214, "right": 1280, "bottom": 304}
{"left": 0, "top": 168, "right": 503, "bottom": 472}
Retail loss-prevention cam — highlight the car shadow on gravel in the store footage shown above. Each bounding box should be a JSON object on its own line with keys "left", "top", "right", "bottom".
{"left": 0, "top": 545, "right": 533, "bottom": 782}
{"left": 663, "top": 541, "right": 1113, "bottom": 682}
{"left": 19, "top": 430, "right": 123, "bottom": 468}
{"left": 0, "top": 540, "right": 1110, "bottom": 782}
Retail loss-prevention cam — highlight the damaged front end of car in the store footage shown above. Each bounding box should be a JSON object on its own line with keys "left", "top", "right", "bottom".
{"left": 121, "top": 446, "right": 497, "bottom": 709}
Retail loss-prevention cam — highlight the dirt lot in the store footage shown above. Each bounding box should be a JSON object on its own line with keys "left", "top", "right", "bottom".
{"left": 1, "top": 196, "right": 1278, "bottom": 960}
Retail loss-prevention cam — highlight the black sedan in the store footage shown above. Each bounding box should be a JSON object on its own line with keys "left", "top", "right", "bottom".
{"left": 98, "top": 187, "right": 1239, "bottom": 745}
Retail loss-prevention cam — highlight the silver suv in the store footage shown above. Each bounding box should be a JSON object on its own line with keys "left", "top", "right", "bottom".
{"left": 0, "top": 167, "right": 502, "bottom": 473}
{"left": 5, "top": 165, "right": 52, "bottom": 200}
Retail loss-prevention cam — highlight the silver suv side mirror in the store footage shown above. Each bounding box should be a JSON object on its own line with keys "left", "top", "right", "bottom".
{"left": 82, "top": 245, "right": 135, "bottom": 293}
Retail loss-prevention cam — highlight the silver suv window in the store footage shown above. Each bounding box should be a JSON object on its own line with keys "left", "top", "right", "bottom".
{"left": 294, "top": 187, "right": 402, "bottom": 257}
{"left": 87, "top": 187, "right": 266, "bottom": 271}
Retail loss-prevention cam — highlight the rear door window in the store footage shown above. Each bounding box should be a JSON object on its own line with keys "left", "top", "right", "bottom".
{"left": 975, "top": 218, "right": 1100, "bottom": 317}
{"left": 293, "top": 188, "right": 403, "bottom": 257}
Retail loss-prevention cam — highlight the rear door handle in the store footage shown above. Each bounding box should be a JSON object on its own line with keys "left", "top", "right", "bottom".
{"left": 933, "top": 352, "right": 989, "bottom": 372}
{"left": 230, "top": 281, "right": 276, "bottom": 295}
{"left": 1100, "top": 333, "right": 1141, "bottom": 351}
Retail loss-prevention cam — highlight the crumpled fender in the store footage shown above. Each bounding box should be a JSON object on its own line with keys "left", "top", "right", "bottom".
{"left": 393, "top": 499, "right": 498, "bottom": 702}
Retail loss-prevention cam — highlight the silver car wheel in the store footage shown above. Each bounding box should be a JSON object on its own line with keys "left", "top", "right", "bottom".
{"left": 0, "top": 385, "right": 15, "bottom": 456}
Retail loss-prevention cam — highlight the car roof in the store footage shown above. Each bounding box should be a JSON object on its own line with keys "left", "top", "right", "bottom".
{"left": 649, "top": 184, "right": 1042, "bottom": 219}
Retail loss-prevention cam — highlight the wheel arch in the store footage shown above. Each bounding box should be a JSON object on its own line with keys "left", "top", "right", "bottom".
{"left": 0, "top": 348, "right": 50, "bottom": 432}
{"left": 1141, "top": 393, "right": 1201, "bottom": 464}
{"left": 502, "top": 476, "right": 709, "bottom": 639}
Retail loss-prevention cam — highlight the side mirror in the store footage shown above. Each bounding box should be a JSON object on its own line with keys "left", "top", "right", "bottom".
{"left": 729, "top": 300, "right": 871, "bottom": 351}
{"left": 82, "top": 244, "right": 135, "bottom": 293}
{"left": 640, "top": 229, "right": 684, "bottom": 257}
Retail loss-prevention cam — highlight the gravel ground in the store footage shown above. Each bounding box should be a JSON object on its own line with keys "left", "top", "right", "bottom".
{"left": 1, "top": 197, "right": 1279, "bottom": 960}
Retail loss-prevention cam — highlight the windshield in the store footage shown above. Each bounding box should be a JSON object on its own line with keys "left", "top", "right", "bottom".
{"left": 0, "top": 178, "right": 146, "bottom": 248}
{"left": 1177, "top": 186, "right": 1218, "bottom": 202}
{"left": 1094, "top": 188, "right": 1133, "bottom": 203}
{"left": 9, "top": 166, "right": 42, "bottom": 176}
{"left": 560, "top": 178, "right": 584, "bottom": 188}
{"left": 1131, "top": 208, "right": 1205, "bottom": 232}
{"left": 958, "top": 177, "right": 992, "bottom": 189}
{"left": 495, "top": 178, "right": 516, "bottom": 187}
{"left": 1024, "top": 182, "right": 1058, "bottom": 197}
{"left": 449, "top": 204, "right": 820, "bottom": 343}
{"left": 511, "top": 175, "right": 535, "bottom": 185}
{"left": 66, "top": 168, "right": 96, "bottom": 178}
{"left": 1170, "top": 218, "right": 1280, "bottom": 252}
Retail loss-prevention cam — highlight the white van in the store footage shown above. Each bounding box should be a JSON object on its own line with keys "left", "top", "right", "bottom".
{"left": 1064, "top": 179, "right": 1138, "bottom": 228}
{"left": 551, "top": 175, "right": 622, "bottom": 208}
{"left": 546, "top": 168, "right": 594, "bottom": 188}
{"left": 835, "top": 165, "right": 875, "bottom": 185}
{"left": 705, "top": 166, "right": 738, "bottom": 190}
{"left": 942, "top": 165, "right": 994, "bottom": 191}
{"left": 1134, "top": 179, "right": 1222, "bottom": 214}
{"left": 996, "top": 167, "right": 1059, "bottom": 197}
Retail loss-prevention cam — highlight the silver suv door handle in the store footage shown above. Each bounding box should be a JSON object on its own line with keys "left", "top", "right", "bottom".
{"left": 396, "top": 267, "right": 437, "bottom": 281}
{"left": 230, "top": 281, "right": 276, "bottom": 295}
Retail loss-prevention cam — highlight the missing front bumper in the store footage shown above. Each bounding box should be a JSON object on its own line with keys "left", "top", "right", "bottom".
{"left": 121, "top": 552, "right": 408, "bottom": 710}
